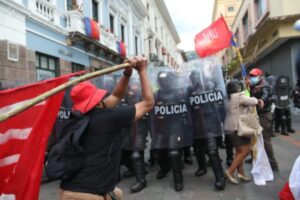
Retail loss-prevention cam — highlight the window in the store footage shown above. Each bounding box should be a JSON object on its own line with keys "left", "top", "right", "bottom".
{"left": 67, "top": 0, "right": 74, "bottom": 10}
{"left": 242, "top": 13, "right": 249, "bottom": 39}
{"left": 67, "top": 0, "right": 80, "bottom": 10}
{"left": 135, "top": 36, "right": 138, "bottom": 55}
{"left": 227, "top": 6, "right": 234, "bottom": 12}
{"left": 148, "top": 39, "right": 152, "bottom": 55}
{"left": 72, "top": 63, "right": 85, "bottom": 73}
{"left": 35, "top": 52, "right": 59, "bottom": 81}
{"left": 7, "top": 42, "right": 19, "bottom": 62}
{"left": 121, "top": 24, "right": 125, "bottom": 42}
{"left": 109, "top": 14, "right": 114, "bottom": 33}
{"left": 92, "top": 0, "right": 99, "bottom": 21}
{"left": 147, "top": 3, "right": 150, "bottom": 20}
{"left": 255, "top": 0, "right": 267, "bottom": 21}
{"left": 155, "top": 17, "right": 157, "bottom": 31}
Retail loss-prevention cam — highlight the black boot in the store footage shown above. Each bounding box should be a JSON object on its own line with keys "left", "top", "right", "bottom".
{"left": 225, "top": 135, "right": 234, "bottom": 167}
{"left": 156, "top": 168, "right": 170, "bottom": 179}
{"left": 169, "top": 150, "right": 183, "bottom": 192}
{"left": 130, "top": 151, "right": 147, "bottom": 193}
{"left": 287, "top": 113, "right": 295, "bottom": 133}
{"left": 210, "top": 154, "right": 226, "bottom": 190}
{"left": 154, "top": 149, "right": 170, "bottom": 179}
{"left": 281, "top": 119, "right": 289, "bottom": 136}
{"left": 207, "top": 138, "right": 225, "bottom": 190}
{"left": 183, "top": 146, "right": 193, "bottom": 165}
{"left": 193, "top": 146, "right": 207, "bottom": 177}
{"left": 147, "top": 149, "right": 155, "bottom": 166}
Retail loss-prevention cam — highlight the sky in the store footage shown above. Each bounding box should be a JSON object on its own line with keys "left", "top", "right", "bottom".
{"left": 164, "top": 0, "right": 215, "bottom": 51}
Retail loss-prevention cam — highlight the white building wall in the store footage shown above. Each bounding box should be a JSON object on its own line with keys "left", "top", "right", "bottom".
{"left": 142, "top": 0, "right": 180, "bottom": 67}
{"left": 0, "top": 1, "right": 26, "bottom": 45}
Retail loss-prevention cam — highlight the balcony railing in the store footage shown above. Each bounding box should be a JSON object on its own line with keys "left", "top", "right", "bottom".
{"left": 99, "top": 28, "right": 118, "bottom": 53}
{"left": 65, "top": 10, "right": 85, "bottom": 33}
{"left": 34, "top": 0, "right": 55, "bottom": 21}
{"left": 65, "top": 12, "right": 118, "bottom": 53}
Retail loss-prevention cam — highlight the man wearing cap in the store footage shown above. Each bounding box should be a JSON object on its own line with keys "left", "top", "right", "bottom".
{"left": 247, "top": 68, "right": 279, "bottom": 172}
{"left": 59, "top": 56, "right": 154, "bottom": 200}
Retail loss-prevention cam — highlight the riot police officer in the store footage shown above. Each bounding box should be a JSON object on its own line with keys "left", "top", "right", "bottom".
{"left": 274, "top": 76, "right": 295, "bottom": 135}
{"left": 292, "top": 80, "right": 300, "bottom": 108}
{"left": 188, "top": 64, "right": 226, "bottom": 190}
{"left": 150, "top": 70, "right": 193, "bottom": 192}
{"left": 121, "top": 77, "right": 149, "bottom": 193}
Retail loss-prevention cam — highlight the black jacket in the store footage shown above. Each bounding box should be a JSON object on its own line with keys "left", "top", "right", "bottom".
{"left": 250, "top": 77, "right": 272, "bottom": 114}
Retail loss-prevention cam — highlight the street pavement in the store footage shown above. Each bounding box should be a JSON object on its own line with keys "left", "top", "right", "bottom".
{"left": 39, "top": 114, "right": 300, "bottom": 200}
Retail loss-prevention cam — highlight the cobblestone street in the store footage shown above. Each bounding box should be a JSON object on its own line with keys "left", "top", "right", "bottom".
{"left": 39, "top": 115, "right": 300, "bottom": 200}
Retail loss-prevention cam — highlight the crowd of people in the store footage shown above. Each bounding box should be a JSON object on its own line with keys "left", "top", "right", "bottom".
{"left": 48, "top": 56, "right": 299, "bottom": 200}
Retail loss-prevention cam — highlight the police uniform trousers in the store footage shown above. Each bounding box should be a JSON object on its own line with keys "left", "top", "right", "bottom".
{"left": 259, "top": 112, "right": 279, "bottom": 171}
{"left": 193, "top": 137, "right": 225, "bottom": 190}
{"left": 274, "top": 107, "right": 293, "bottom": 133}
{"left": 152, "top": 148, "right": 183, "bottom": 191}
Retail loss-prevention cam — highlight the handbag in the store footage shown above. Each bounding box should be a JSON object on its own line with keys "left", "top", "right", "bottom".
{"left": 237, "top": 104, "right": 262, "bottom": 137}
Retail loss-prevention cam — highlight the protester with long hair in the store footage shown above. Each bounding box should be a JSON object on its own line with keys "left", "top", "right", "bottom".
{"left": 224, "top": 79, "right": 259, "bottom": 184}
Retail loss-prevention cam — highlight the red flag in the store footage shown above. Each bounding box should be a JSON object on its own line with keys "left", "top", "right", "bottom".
{"left": 195, "top": 16, "right": 232, "bottom": 58}
{"left": 0, "top": 73, "right": 81, "bottom": 200}
{"left": 279, "top": 182, "right": 295, "bottom": 200}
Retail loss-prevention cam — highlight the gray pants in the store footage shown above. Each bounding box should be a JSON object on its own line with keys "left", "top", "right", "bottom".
{"left": 259, "top": 112, "right": 279, "bottom": 171}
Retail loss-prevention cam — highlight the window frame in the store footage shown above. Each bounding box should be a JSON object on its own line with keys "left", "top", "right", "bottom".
{"left": 71, "top": 62, "right": 85, "bottom": 73}
{"left": 254, "top": 0, "right": 270, "bottom": 28}
{"left": 109, "top": 13, "right": 115, "bottom": 33}
{"left": 227, "top": 6, "right": 234, "bottom": 12}
{"left": 92, "top": 0, "right": 99, "bottom": 22}
{"left": 35, "top": 52, "right": 59, "bottom": 81}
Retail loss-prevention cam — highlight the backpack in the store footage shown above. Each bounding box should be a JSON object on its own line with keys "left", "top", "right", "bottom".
{"left": 45, "top": 115, "right": 90, "bottom": 180}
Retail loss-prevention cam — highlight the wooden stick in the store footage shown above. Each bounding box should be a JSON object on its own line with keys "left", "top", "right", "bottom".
{"left": 0, "top": 63, "right": 130, "bottom": 122}
{"left": 231, "top": 39, "right": 248, "bottom": 92}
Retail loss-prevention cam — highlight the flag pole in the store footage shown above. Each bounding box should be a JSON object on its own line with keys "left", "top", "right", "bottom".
{"left": 231, "top": 38, "right": 249, "bottom": 94}
{"left": 0, "top": 62, "right": 130, "bottom": 122}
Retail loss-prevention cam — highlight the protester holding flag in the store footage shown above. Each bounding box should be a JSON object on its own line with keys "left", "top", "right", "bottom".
{"left": 59, "top": 56, "right": 154, "bottom": 200}
{"left": 247, "top": 68, "right": 280, "bottom": 172}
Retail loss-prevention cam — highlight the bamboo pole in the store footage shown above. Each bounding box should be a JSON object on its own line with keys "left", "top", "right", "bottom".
{"left": 0, "top": 63, "right": 130, "bottom": 122}
{"left": 231, "top": 39, "right": 249, "bottom": 92}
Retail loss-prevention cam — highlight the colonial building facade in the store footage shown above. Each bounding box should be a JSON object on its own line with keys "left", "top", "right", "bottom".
{"left": 0, "top": 0, "right": 180, "bottom": 89}
{"left": 141, "top": 0, "right": 180, "bottom": 68}
{"left": 223, "top": 0, "right": 300, "bottom": 85}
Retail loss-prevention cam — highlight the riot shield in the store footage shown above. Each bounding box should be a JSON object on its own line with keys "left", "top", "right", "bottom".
{"left": 122, "top": 76, "right": 149, "bottom": 151}
{"left": 92, "top": 74, "right": 116, "bottom": 97}
{"left": 186, "top": 57, "right": 227, "bottom": 139}
{"left": 150, "top": 68, "right": 193, "bottom": 149}
{"left": 275, "top": 76, "right": 291, "bottom": 109}
{"left": 266, "top": 75, "right": 277, "bottom": 103}
{"left": 47, "top": 86, "right": 73, "bottom": 156}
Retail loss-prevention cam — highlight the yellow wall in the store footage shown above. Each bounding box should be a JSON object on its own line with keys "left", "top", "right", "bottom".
{"left": 213, "top": 0, "right": 242, "bottom": 27}
{"left": 279, "top": 21, "right": 300, "bottom": 38}
{"left": 270, "top": 0, "right": 300, "bottom": 17}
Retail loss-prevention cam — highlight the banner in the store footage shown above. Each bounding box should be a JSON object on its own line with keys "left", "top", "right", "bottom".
{"left": 194, "top": 16, "right": 231, "bottom": 58}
